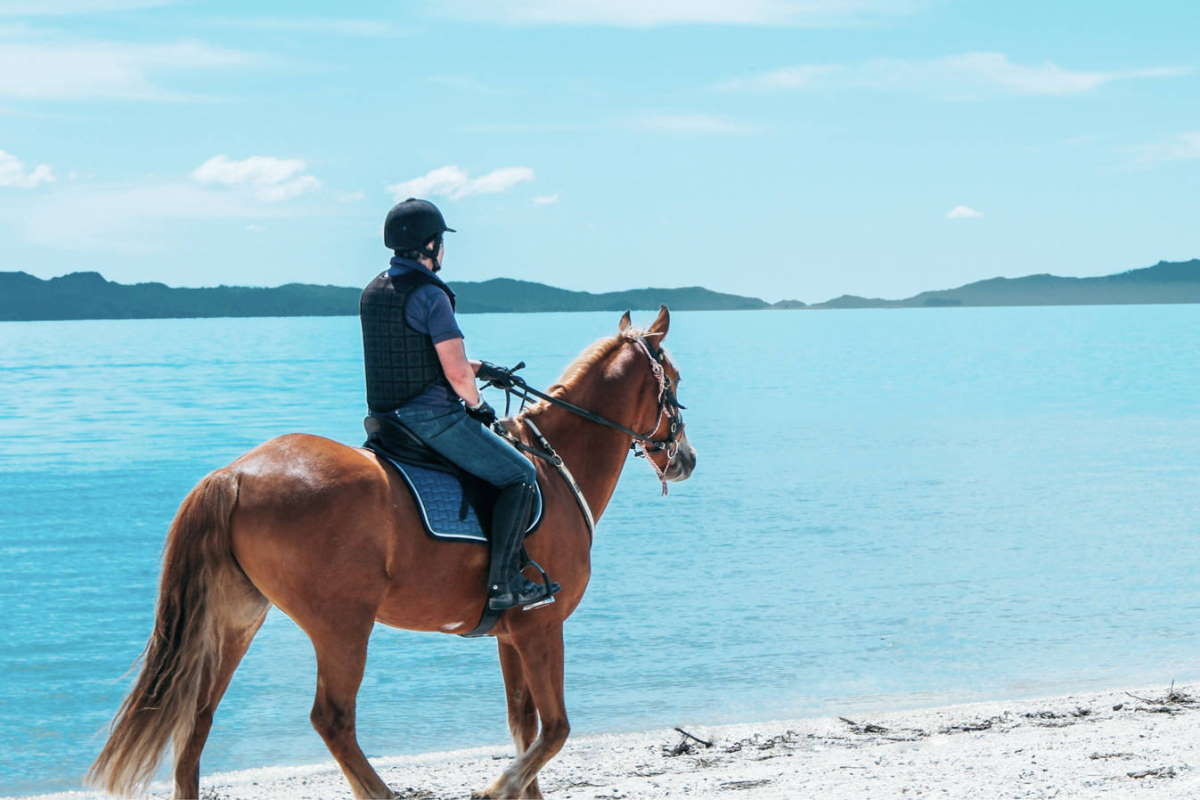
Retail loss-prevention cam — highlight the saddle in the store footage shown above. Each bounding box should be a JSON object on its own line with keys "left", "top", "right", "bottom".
{"left": 362, "top": 414, "right": 542, "bottom": 543}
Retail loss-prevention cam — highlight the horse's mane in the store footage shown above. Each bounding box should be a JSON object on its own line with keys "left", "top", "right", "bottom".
{"left": 519, "top": 328, "right": 648, "bottom": 416}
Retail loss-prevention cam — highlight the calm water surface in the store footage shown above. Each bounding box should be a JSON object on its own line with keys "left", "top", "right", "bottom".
{"left": 1, "top": 306, "right": 1199, "bottom": 795}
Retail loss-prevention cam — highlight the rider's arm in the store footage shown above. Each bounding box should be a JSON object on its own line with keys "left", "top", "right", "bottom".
{"left": 435, "top": 337, "right": 482, "bottom": 407}
{"left": 412, "top": 286, "right": 482, "bottom": 406}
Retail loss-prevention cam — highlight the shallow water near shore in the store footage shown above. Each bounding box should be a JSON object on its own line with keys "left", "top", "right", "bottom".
{"left": 2, "top": 305, "right": 1199, "bottom": 795}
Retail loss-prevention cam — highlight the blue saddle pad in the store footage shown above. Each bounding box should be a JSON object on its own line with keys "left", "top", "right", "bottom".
{"left": 382, "top": 457, "right": 543, "bottom": 543}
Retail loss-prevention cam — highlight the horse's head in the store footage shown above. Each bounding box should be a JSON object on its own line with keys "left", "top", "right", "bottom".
{"left": 617, "top": 306, "right": 697, "bottom": 485}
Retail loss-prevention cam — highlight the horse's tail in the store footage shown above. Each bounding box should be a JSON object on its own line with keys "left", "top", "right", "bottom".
{"left": 88, "top": 468, "right": 261, "bottom": 796}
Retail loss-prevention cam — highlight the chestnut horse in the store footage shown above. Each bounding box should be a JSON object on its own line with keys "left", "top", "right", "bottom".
{"left": 88, "top": 306, "right": 696, "bottom": 800}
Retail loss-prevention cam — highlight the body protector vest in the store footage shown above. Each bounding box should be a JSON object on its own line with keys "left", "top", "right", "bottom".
{"left": 360, "top": 269, "right": 457, "bottom": 413}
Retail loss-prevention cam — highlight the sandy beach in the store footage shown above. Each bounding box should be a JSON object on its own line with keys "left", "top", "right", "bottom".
{"left": 20, "top": 683, "right": 1200, "bottom": 800}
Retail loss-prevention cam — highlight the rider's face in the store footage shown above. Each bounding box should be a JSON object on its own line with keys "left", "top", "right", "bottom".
{"left": 431, "top": 240, "right": 445, "bottom": 273}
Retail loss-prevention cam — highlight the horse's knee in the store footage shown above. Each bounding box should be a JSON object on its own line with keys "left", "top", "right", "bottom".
{"left": 540, "top": 717, "right": 570, "bottom": 747}
{"left": 310, "top": 699, "right": 354, "bottom": 739}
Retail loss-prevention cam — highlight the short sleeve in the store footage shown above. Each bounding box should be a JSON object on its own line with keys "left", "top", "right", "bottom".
{"left": 407, "top": 285, "right": 464, "bottom": 344}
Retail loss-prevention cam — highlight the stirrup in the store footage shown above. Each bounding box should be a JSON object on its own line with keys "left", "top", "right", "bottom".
{"left": 487, "top": 558, "right": 560, "bottom": 611}
{"left": 487, "top": 580, "right": 559, "bottom": 611}
{"left": 521, "top": 557, "right": 559, "bottom": 610}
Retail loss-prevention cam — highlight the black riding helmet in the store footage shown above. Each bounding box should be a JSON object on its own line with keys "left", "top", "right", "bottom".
{"left": 384, "top": 198, "right": 456, "bottom": 268}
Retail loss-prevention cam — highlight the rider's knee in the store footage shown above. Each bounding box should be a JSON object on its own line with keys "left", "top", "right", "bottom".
{"left": 507, "top": 456, "right": 536, "bottom": 490}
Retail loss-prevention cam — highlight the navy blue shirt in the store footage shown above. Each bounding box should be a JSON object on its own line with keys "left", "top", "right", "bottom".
{"left": 387, "top": 257, "right": 464, "bottom": 409}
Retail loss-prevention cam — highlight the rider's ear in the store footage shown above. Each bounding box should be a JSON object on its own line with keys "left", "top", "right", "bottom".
{"left": 646, "top": 305, "right": 670, "bottom": 338}
{"left": 618, "top": 310, "right": 632, "bottom": 332}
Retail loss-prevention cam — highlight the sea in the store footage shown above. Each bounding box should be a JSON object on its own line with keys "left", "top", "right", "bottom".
{"left": 2, "top": 305, "right": 1199, "bottom": 796}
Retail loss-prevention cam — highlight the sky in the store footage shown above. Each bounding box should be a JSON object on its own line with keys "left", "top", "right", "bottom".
{"left": 0, "top": 0, "right": 1197, "bottom": 303}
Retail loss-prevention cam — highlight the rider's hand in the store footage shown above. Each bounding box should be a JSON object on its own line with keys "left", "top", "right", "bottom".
{"left": 476, "top": 361, "right": 513, "bottom": 384}
{"left": 465, "top": 398, "right": 498, "bottom": 427}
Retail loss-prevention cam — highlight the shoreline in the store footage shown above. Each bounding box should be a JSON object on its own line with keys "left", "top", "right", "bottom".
{"left": 16, "top": 683, "right": 1200, "bottom": 799}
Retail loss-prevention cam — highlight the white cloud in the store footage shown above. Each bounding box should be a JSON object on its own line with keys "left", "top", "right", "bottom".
{"left": 632, "top": 113, "right": 757, "bottom": 135}
{"left": 714, "top": 65, "right": 839, "bottom": 92}
{"left": 433, "top": 0, "right": 923, "bottom": 27}
{"left": 0, "top": 39, "right": 251, "bottom": 100}
{"left": 0, "top": 149, "right": 54, "bottom": 188}
{"left": 935, "top": 53, "right": 1187, "bottom": 96}
{"left": 946, "top": 205, "right": 983, "bottom": 220}
{"left": 0, "top": 21, "right": 36, "bottom": 34}
{"left": 456, "top": 121, "right": 587, "bottom": 134}
{"left": 717, "top": 52, "right": 1190, "bottom": 97}
{"left": 532, "top": 193, "right": 559, "bottom": 205}
{"left": 11, "top": 154, "right": 317, "bottom": 254}
{"left": 212, "top": 17, "right": 406, "bottom": 37}
{"left": 0, "top": 0, "right": 171, "bottom": 14}
{"left": 387, "top": 165, "right": 534, "bottom": 200}
{"left": 1135, "top": 131, "right": 1200, "bottom": 165}
{"left": 20, "top": 181, "right": 296, "bottom": 253}
{"left": 191, "top": 154, "right": 320, "bottom": 202}
{"left": 426, "top": 74, "right": 506, "bottom": 94}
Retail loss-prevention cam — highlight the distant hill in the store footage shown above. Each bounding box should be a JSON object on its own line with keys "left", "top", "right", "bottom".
{"left": 450, "top": 278, "right": 768, "bottom": 314}
{"left": 0, "top": 271, "right": 770, "bottom": 321}
{"left": 2, "top": 259, "right": 1198, "bottom": 321}
{"left": 808, "top": 259, "right": 1200, "bottom": 309}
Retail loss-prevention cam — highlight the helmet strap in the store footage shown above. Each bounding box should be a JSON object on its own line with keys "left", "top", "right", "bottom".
{"left": 423, "top": 234, "right": 443, "bottom": 273}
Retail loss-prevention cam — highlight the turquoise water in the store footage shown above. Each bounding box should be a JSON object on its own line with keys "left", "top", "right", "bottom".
{"left": 2, "top": 306, "right": 1199, "bottom": 795}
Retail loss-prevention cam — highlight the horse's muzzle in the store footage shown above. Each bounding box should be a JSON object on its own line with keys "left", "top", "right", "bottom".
{"left": 664, "top": 436, "right": 697, "bottom": 482}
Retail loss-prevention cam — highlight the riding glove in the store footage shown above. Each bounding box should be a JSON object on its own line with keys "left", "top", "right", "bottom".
{"left": 465, "top": 398, "right": 498, "bottom": 426}
{"left": 476, "top": 361, "right": 514, "bottom": 384}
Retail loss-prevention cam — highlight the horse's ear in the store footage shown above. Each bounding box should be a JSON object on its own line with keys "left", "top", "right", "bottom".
{"left": 646, "top": 305, "right": 670, "bottom": 338}
{"left": 618, "top": 310, "right": 632, "bottom": 332}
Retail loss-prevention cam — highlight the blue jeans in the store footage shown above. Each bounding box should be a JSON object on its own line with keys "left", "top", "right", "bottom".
{"left": 390, "top": 404, "right": 536, "bottom": 489}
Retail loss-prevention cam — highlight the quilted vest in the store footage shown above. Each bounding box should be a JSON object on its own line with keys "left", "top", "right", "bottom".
{"left": 360, "top": 269, "right": 456, "bottom": 412}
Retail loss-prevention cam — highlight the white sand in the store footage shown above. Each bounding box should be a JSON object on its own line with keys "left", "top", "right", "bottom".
{"left": 20, "top": 684, "right": 1200, "bottom": 799}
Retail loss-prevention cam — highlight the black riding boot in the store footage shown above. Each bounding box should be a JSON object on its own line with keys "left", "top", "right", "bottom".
{"left": 486, "top": 482, "right": 560, "bottom": 611}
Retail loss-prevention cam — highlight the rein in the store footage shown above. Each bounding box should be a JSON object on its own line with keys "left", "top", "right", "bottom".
{"left": 487, "top": 336, "right": 686, "bottom": 495}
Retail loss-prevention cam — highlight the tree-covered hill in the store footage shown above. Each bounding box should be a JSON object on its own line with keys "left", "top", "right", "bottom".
{"left": 808, "top": 259, "right": 1200, "bottom": 309}
{"left": 3, "top": 258, "right": 1198, "bottom": 321}
{"left": 0, "top": 270, "right": 770, "bottom": 321}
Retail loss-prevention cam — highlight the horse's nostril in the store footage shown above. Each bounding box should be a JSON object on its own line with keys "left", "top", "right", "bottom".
{"left": 666, "top": 447, "right": 697, "bottom": 481}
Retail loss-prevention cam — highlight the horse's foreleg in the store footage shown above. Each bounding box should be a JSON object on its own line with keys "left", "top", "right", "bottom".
{"left": 499, "top": 640, "right": 539, "bottom": 753}
{"left": 308, "top": 621, "right": 395, "bottom": 799}
{"left": 476, "top": 640, "right": 542, "bottom": 799}
{"left": 477, "top": 624, "right": 568, "bottom": 799}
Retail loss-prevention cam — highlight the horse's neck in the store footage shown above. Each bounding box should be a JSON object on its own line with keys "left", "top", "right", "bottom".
{"left": 526, "top": 364, "right": 650, "bottom": 523}
{"left": 528, "top": 405, "right": 628, "bottom": 523}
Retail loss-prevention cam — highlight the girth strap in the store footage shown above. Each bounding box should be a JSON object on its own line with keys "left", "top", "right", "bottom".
{"left": 522, "top": 418, "right": 596, "bottom": 541}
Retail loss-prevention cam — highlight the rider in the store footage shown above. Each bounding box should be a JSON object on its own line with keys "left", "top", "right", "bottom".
{"left": 360, "top": 197, "right": 559, "bottom": 611}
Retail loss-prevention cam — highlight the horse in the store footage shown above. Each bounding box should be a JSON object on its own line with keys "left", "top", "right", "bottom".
{"left": 88, "top": 306, "right": 697, "bottom": 800}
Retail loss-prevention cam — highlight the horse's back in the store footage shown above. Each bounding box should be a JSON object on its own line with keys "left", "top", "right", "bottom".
{"left": 232, "top": 432, "right": 381, "bottom": 494}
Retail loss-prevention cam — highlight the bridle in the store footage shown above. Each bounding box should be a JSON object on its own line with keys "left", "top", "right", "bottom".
{"left": 484, "top": 335, "right": 687, "bottom": 489}
{"left": 625, "top": 336, "right": 687, "bottom": 461}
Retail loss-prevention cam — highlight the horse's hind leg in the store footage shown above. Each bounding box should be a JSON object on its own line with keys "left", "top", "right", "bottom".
{"left": 308, "top": 618, "right": 395, "bottom": 799}
{"left": 172, "top": 573, "right": 270, "bottom": 799}
{"left": 476, "top": 624, "right": 568, "bottom": 799}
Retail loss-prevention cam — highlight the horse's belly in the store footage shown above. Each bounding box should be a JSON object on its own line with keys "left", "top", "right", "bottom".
{"left": 374, "top": 549, "right": 489, "bottom": 633}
